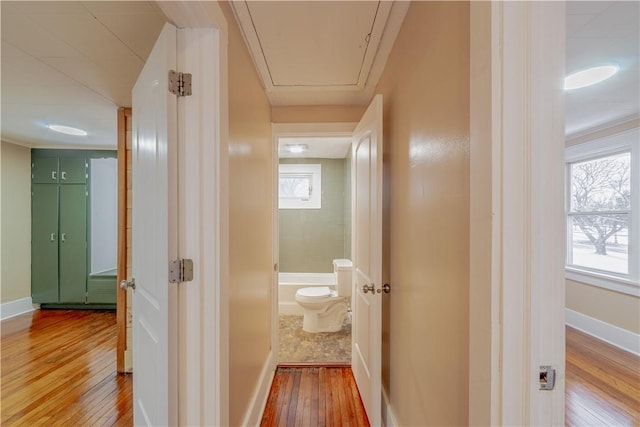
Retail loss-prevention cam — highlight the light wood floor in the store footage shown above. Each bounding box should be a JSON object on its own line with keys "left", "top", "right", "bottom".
{"left": 566, "top": 326, "right": 640, "bottom": 427}
{"left": 261, "top": 366, "right": 369, "bottom": 427}
{"left": 2, "top": 311, "right": 638, "bottom": 426}
{"left": 1, "top": 309, "right": 132, "bottom": 426}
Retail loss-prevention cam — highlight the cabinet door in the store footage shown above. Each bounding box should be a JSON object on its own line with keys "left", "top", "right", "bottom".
{"left": 32, "top": 157, "right": 59, "bottom": 184}
{"left": 59, "top": 157, "right": 87, "bottom": 184}
{"left": 31, "top": 185, "right": 59, "bottom": 303}
{"left": 59, "top": 185, "right": 87, "bottom": 303}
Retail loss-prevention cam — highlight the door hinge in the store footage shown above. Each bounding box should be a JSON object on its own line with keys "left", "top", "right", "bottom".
{"left": 169, "top": 259, "right": 194, "bottom": 283}
{"left": 168, "top": 70, "right": 192, "bottom": 97}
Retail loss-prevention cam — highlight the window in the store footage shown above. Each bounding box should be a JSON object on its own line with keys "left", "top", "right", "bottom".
{"left": 565, "top": 127, "right": 639, "bottom": 296}
{"left": 279, "top": 164, "right": 321, "bottom": 209}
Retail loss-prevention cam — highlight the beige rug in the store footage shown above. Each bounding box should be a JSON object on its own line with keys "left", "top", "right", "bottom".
{"left": 278, "top": 315, "right": 351, "bottom": 363}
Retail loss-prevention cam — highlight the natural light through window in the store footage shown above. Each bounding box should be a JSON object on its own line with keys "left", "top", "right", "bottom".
{"left": 279, "top": 164, "right": 321, "bottom": 209}
{"left": 568, "top": 152, "right": 630, "bottom": 275}
{"left": 565, "top": 127, "right": 639, "bottom": 295}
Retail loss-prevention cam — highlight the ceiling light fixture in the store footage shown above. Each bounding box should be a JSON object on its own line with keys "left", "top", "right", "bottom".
{"left": 47, "top": 124, "right": 88, "bottom": 136}
{"left": 285, "top": 144, "right": 308, "bottom": 154}
{"left": 564, "top": 65, "right": 619, "bottom": 90}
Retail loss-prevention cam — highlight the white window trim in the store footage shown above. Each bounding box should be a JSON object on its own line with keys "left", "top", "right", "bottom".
{"left": 279, "top": 163, "right": 321, "bottom": 209}
{"left": 566, "top": 267, "right": 640, "bottom": 297}
{"left": 565, "top": 126, "right": 640, "bottom": 295}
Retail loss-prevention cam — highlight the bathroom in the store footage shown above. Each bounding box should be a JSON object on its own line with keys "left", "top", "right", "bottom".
{"left": 277, "top": 136, "right": 353, "bottom": 364}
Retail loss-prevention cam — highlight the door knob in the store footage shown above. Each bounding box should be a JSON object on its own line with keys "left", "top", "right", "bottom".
{"left": 120, "top": 278, "right": 136, "bottom": 290}
{"left": 362, "top": 284, "right": 375, "bottom": 294}
{"left": 382, "top": 283, "right": 391, "bottom": 293}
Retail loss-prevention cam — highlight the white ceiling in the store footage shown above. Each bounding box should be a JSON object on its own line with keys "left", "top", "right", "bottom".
{"left": 566, "top": 1, "right": 639, "bottom": 137}
{"left": 231, "top": 0, "right": 409, "bottom": 106}
{"left": 0, "top": 1, "right": 637, "bottom": 150}
{"left": 1, "top": 1, "right": 166, "bottom": 148}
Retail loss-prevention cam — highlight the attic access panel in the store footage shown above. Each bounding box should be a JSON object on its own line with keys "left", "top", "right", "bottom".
{"left": 234, "top": 1, "right": 391, "bottom": 90}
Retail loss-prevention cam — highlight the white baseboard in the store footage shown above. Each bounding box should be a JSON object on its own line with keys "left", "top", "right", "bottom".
{"left": 241, "top": 351, "right": 276, "bottom": 427}
{"left": 279, "top": 302, "right": 304, "bottom": 316}
{"left": 1, "top": 297, "right": 38, "bottom": 321}
{"left": 382, "top": 386, "right": 398, "bottom": 427}
{"left": 566, "top": 308, "right": 640, "bottom": 356}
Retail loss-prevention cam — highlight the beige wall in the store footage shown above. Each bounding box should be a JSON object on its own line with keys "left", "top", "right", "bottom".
{"left": 279, "top": 158, "right": 349, "bottom": 273}
{"left": 222, "top": 2, "right": 274, "bottom": 425}
{"left": 1, "top": 142, "right": 31, "bottom": 303}
{"left": 567, "top": 280, "right": 640, "bottom": 334}
{"left": 468, "top": 2, "right": 493, "bottom": 425}
{"left": 375, "top": 2, "right": 470, "bottom": 425}
{"left": 271, "top": 105, "right": 365, "bottom": 123}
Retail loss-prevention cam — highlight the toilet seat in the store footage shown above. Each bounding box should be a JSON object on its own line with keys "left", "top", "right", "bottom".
{"left": 297, "top": 286, "right": 331, "bottom": 299}
{"left": 295, "top": 287, "right": 339, "bottom": 304}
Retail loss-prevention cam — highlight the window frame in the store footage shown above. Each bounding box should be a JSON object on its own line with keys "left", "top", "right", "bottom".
{"left": 278, "top": 163, "right": 322, "bottom": 209}
{"left": 565, "top": 127, "right": 639, "bottom": 296}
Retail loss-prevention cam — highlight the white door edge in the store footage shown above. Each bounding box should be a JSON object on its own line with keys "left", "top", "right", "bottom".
{"left": 351, "top": 95, "right": 383, "bottom": 425}
{"left": 156, "top": 2, "right": 229, "bottom": 426}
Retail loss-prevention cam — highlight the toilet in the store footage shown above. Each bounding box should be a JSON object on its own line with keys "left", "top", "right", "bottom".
{"left": 295, "top": 259, "right": 353, "bottom": 333}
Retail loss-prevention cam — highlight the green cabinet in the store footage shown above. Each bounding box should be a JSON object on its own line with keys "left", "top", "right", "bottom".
{"left": 32, "top": 157, "right": 59, "bottom": 184}
{"left": 32, "top": 157, "right": 86, "bottom": 184}
{"left": 59, "top": 185, "right": 87, "bottom": 303}
{"left": 59, "top": 158, "right": 87, "bottom": 184}
{"left": 31, "top": 150, "right": 115, "bottom": 306}
{"left": 31, "top": 185, "right": 59, "bottom": 303}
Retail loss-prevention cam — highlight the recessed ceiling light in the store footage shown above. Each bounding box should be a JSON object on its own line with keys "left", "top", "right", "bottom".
{"left": 564, "top": 65, "right": 619, "bottom": 90}
{"left": 284, "top": 144, "right": 308, "bottom": 154}
{"left": 47, "top": 124, "right": 88, "bottom": 136}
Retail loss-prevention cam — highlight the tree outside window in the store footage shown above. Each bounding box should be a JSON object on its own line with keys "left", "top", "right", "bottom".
{"left": 568, "top": 152, "right": 630, "bottom": 274}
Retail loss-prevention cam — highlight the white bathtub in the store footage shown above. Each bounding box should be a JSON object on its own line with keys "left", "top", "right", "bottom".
{"left": 278, "top": 272, "right": 336, "bottom": 315}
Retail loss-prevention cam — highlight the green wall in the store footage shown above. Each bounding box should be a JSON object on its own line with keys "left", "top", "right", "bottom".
{"left": 279, "top": 158, "right": 351, "bottom": 273}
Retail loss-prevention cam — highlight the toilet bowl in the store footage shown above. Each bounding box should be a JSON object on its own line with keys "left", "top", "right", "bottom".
{"left": 295, "top": 259, "right": 352, "bottom": 333}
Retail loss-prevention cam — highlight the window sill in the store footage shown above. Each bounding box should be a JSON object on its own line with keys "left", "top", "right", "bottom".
{"left": 565, "top": 267, "right": 640, "bottom": 297}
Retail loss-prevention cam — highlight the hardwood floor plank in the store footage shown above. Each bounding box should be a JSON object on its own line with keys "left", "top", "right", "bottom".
{"left": 1, "top": 309, "right": 132, "bottom": 426}
{"left": 286, "top": 369, "right": 302, "bottom": 426}
{"left": 317, "top": 367, "right": 326, "bottom": 427}
{"left": 309, "top": 368, "right": 319, "bottom": 427}
{"left": 276, "top": 367, "right": 295, "bottom": 427}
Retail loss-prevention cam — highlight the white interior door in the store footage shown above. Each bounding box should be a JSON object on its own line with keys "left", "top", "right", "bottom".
{"left": 351, "top": 94, "right": 383, "bottom": 425}
{"left": 131, "top": 22, "right": 178, "bottom": 427}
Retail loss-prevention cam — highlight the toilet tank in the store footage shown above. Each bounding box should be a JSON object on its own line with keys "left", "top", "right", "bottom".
{"left": 333, "top": 259, "right": 353, "bottom": 297}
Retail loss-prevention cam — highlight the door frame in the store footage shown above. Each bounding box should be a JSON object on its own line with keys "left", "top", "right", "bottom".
{"left": 271, "top": 122, "right": 357, "bottom": 367}
{"left": 469, "top": 2, "right": 566, "bottom": 425}
{"left": 116, "top": 108, "right": 131, "bottom": 374}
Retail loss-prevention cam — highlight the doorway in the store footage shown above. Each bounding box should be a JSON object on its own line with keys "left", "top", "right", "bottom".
{"left": 272, "top": 124, "right": 356, "bottom": 365}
